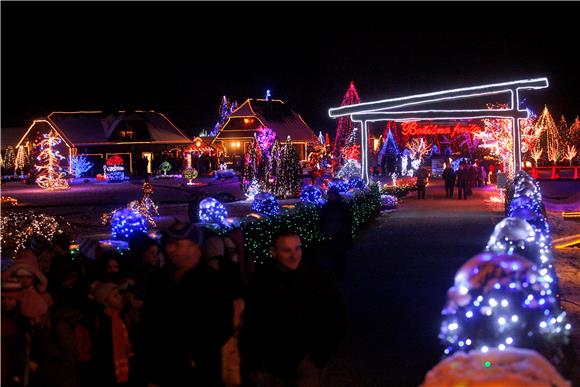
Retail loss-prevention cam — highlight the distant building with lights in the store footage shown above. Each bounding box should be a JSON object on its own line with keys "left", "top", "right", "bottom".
{"left": 212, "top": 98, "right": 319, "bottom": 161}
{"left": 15, "top": 110, "right": 196, "bottom": 176}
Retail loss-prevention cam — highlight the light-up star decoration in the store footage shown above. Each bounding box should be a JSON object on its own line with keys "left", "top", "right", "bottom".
{"left": 329, "top": 78, "right": 549, "bottom": 183}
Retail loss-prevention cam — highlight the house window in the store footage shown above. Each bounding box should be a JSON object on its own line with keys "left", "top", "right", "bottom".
{"left": 119, "top": 130, "right": 134, "bottom": 139}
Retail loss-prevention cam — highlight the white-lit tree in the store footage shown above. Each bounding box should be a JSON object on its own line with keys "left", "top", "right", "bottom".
{"left": 536, "top": 106, "right": 561, "bottom": 165}
{"left": 15, "top": 146, "right": 27, "bottom": 175}
{"left": 564, "top": 144, "right": 577, "bottom": 166}
{"left": 35, "top": 130, "right": 70, "bottom": 190}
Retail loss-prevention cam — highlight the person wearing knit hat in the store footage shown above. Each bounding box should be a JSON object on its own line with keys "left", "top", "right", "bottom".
{"left": 142, "top": 220, "right": 233, "bottom": 386}
{"left": 6, "top": 249, "right": 49, "bottom": 294}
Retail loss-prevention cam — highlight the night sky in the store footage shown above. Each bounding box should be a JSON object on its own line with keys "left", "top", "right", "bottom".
{"left": 2, "top": 2, "right": 580, "bottom": 137}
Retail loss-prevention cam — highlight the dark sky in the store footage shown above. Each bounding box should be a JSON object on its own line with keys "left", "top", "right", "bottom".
{"left": 2, "top": 2, "right": 580, "bottom": 137}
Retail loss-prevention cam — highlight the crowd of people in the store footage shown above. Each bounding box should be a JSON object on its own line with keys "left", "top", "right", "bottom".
{"left": 441, "top": 160, "right": 488, "bottom": 200}
{"left": 1, "top": 222, "right": 347, "bottom": 387}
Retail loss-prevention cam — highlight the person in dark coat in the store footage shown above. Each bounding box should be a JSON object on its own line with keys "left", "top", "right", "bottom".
{"left": 239, "top": 230, "right": 346, "bottom": 387}
{"left": 442, "top": 163, "right": 456, "bottom": 198}
{"left": 127, "top": 232, "right": 160, "bottom": 292}
{"left": 415, "top": 166, "right": 430, "bottom": 200}
{"left": 467, "top": 161, "right": 477, "bottom": 196}
{"left": 142, "top": 222, "right": 233, "bottom": 387}
{"left": 456, "top": 162, "right": 469, "bottom": 200}
{"left": 319, "top": 188, "right": 353, "bottom": 280}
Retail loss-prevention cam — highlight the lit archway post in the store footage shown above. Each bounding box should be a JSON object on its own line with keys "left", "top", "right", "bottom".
{"left": 329, "top": 78, "right": 549, "bottom": 184}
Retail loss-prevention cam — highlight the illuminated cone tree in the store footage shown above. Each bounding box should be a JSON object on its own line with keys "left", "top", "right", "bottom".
{"left": 332, "top": 81, "right": 361, "bottom": 159}
{"left": 569, "top": 116, "right": 580, "bottom": 149}
{"left": 15, "top": 146, "right": 27, "bottom": 175}
{"left": 536, "top": 106, "right": 561, "bottom": 165}
{"left": 35, "top": 130, "right": 70, "bottom": 190}
{"left": 275, "top": 136, "right": 302, "bottom": 198}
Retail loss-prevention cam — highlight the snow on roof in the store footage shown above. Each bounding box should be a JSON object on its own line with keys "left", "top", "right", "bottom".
{"left": 47, "top": 111, "right": 191, "bottom": 145}
{"left": 216, "top": 99, "right": 318, "bottom": 143}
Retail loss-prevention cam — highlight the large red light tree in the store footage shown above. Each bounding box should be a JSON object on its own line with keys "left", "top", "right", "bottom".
{"left": 332, "top": 81, "right": 361, "bottom": 160}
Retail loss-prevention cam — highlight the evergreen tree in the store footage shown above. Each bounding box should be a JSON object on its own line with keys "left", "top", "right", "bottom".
{"left": 242, "top": 137, "right": 262, "bottom": 193}
{"left": 569, "top": 116, "right": 580, "bottom": 148}
{"left": 332, "top": 81, "right": 361, "bottom": 159}
{"left": 557, "top": 115, "right": 568, "bottom": 140}
{"left": 15, "top": 146, "right": 27, "bottom": 175}
{"left": 275, "top": 137, "right": 302, "bottom": 198}
{"left": 35, "top": 130, "right": 69, "bottom": 190}
{"left": 536, "top": 106, "right": 561, "bottom": 164}
{"left": 3, "top": 146, "right": 15, "bottom": 172}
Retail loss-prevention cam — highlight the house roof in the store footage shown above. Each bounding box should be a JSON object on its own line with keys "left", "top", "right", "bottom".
{"left": 214, "top": 99, "right": 318, "bottom": 144}
{"left": 45, "top": 111, "right": 191, "bottom": 145}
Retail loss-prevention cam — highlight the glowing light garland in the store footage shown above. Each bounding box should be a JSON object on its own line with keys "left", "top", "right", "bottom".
{"left": 440, "top": 252, "right": 570, "bottom": 361}
{"left": 198, "top": 197, "right": 228, "bottom": 225}
{"left": 381, "top": 194, "right": 398, "bottom": 209}
{"left": 111, "top": 208, "right": 147, "bottom": 241}
{"left": 251, "top": 192, "right": 280, "bottom": 217}
{"left": 1, "top": 211, "right": 72, "bottom": 257}
{"left": 440, "top": 170, "right": 570, "bottom": 366}
{"left": 300, "top": 185, "right": 325, "bottom": 206}
{"left": 35, "top": 130, "right": 70, "bottom": 190}
{"left": 159, "top": 161, "right": 172, "bottom": 175}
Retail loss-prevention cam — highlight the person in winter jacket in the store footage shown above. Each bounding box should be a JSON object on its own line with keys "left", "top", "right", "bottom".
{"left": 415, "top": 167, "right": 430, "bottom": 200}
{"left": 456, "top": 162, "right": 469, "bottom": 200}
{"left": 239, "top": 230, "right": 347, "bottom": 387}
{"left": 142, "top": 221, "right": 233, "bottom": 387}
{"left": 442, "top": 164, "right": 456, "bottom": 198}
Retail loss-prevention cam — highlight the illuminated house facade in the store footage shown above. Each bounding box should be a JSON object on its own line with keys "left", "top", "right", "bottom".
{"left": 16, "top": 110, "right": 193, "bottom": 176}
{"left": 212, "top": 98, "right": 319, "bottom": 160}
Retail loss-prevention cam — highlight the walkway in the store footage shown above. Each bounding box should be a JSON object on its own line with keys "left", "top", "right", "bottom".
{"left": 323, "top": 180, "right": 504, "bottom": 386}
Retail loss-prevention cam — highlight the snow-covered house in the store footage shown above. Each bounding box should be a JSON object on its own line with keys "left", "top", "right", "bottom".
{"left": 15, "top": 110, "right": 193, "bottom": 176}
{"left": 211, "top": 98, "right": 318, "bottom": 160}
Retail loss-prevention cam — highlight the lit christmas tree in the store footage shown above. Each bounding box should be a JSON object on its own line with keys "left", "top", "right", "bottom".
{"left": 242, "top": 137, "right": 262, "bottom": 193}
{"left": 15, "top": 146, "right": 27, "bottom": 175}
{"left": 569, "top": 116, "right": 580, "bottom": 147}
{"left": 536, "top": 106, "right": 561, "bottom": 165}
{"left": 71, "top": 155, "right": 94, "bottom": 178}
{"left": 378, "top": 129, "right": 399, "bottom": 161}
{"left": 275, "top": 136, "right": 302, "bottom": 198}
{"left": 564, "top": 144, "right": 577, "bottom": 166}
{"left": 477, "top": 105, "right": 538, "bottom": 177}
{"left": 406, "top": 137, "right": 432, "bottom": 163}
{"left": 3, "top": 146, "right": 15, "bottom": 172}
{"left": 332, "top": 81, "right": 361, "bottom": 159}
{"left": 35, "top": 130, "right": 70, "bottom": 190}
{"left": 557, "top": 115, "right": 568, "bottom": 140}
{"left": 530, "top": 143, "right": 543, "bottom": 167}
{"left": 159, "top": 161, "right": 172, "bottom": 175}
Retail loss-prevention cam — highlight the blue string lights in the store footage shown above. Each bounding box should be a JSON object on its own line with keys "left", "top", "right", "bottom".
{"left": 111, "top": 208, "right": 147, "bottom": 241}
{"left": 439, "top": 170, "right": 570, "bottom": 367}
{"left": 300, "top": 185, "right": 325, "bottom": 206}
{"left": 251, "top": 192, "right": 280, "bottom": 217}
{"left": 198, "top": 197, "right": 228, "bottom": 225}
